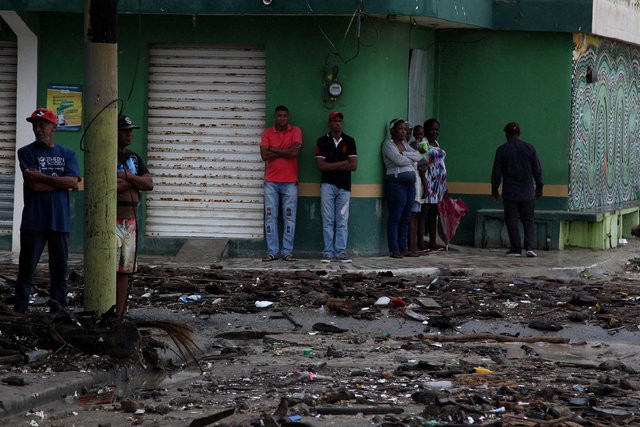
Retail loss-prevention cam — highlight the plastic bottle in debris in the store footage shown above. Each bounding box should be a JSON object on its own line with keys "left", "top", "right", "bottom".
{"left": 179, "top": 294, "right": 202, "bottom": 303}
{"left": 424, "top": 380, "right": 454, "bottom": 390}
{"left": 25, "top": 349, "right": 50, "bottom": 363}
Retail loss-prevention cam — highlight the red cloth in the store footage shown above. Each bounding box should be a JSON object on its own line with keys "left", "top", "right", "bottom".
{"left": 437, "top": 197, "right": 468, "bottom": 246}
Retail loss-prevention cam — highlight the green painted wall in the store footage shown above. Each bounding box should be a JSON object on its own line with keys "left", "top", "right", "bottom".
{"left": 433, "top": 30, "right": 574, "bottom": 244}
{"left": 14, "top": 12, "right": 583, "bottom": 256}
{"left": 25, "top": 13, "right": 436, "bottom": 256}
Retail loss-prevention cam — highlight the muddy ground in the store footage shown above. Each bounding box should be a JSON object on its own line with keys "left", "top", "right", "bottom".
{"left": 2, "top": 258, "right": 640, "bottom": 426}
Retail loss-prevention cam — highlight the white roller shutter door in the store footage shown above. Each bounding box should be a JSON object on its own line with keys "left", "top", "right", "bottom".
{"left": 0, "top": 41, "right": 17, "bottom": 234}
{"left": 146, "top": 44, "right": 266, "bottom": 238}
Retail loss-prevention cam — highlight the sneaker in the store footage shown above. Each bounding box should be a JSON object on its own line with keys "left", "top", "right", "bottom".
{"left": 506, "top": 250, "right": 521, "bottom": 257}
{"left": 335, "top": 253, "right": 352, "bottom": 263}
{"left": 321, "top": 253, "right": 332, "bottom": 263}
{"left": 526, "top": 250, "right": 538, "bottom": 258}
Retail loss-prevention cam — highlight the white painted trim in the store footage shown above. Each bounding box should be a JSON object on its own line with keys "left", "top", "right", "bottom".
{"left": 0, "top": 11, "right": 38, "bottom": 255}
{"left": 592, "top": 0, "right": 640, "bottom": 46}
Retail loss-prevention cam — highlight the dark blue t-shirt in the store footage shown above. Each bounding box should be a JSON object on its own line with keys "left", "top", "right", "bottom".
{"left": 18, "top": 142, "right": 80, "bottom": 232}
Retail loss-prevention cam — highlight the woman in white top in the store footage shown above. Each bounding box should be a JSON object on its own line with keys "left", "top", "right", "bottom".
{"left": 381, "top": 119, "right": 424, "bottom": 258}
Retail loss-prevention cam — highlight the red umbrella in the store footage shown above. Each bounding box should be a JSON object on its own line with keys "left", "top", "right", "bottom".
{"left": 437, "top": 196, "right": 468, "bottom": 250}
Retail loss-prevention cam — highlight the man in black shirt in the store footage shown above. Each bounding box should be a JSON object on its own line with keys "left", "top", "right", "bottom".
{"left": 491, "top": 122, "right": 543, "bottom": 257}
{"left": 315, "top": 112, "right": 358, "bottom": 262}
{"left": 116, "top": 115, "right": 153, "bottom": 315}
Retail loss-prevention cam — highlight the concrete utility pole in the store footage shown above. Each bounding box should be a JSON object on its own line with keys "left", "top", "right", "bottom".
{"left": 83, "top": 0, "right": 119, "bottom": 315}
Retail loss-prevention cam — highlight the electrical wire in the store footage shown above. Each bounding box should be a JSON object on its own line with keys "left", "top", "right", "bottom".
{"left": 305, "top": 0, "right": 340, "bottom": 57}
{"left": 78, "top": 98, "right": 121, "bottom": 152}
{"left": 305, "top": 0, "right": 369, "bottom": 64}
{"left": 339, "top": 0, "right": 365, "bottom": 63}
{"left": 342, "top": 7, "right": 359, "bottom": 44}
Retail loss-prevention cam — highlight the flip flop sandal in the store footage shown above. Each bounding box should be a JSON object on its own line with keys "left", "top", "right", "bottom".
{"left": 262, "top": 254, "right": 277, "bottom": 262}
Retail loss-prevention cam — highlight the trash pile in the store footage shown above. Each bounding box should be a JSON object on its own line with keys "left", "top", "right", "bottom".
{"left": 1, "top": 262, "right": 640, "bottom": 426}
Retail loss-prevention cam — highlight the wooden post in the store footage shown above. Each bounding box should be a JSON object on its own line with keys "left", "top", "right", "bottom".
{"left": 83, "top": 0, "right": 119, "bottom": 315}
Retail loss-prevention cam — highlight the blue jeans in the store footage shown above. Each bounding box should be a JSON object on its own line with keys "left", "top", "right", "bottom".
{"left": 264, "top": 181, "right": 298, "bottom": 256}
{"left": 384, "top": 179, "right": 416, "bottom": 254}
{"left": 320, "top": 183, "right": 351, "bottom": 257}
{"left": 14, "top": 230, "right": 69, "bottom": 313}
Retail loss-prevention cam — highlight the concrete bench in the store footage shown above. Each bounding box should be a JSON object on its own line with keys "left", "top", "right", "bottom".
{"left": 475, "top": 203, "right": 640, "bottom": 250}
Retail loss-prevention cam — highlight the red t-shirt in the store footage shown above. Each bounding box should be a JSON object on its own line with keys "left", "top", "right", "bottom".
{"left": 260, "top": 124, "right": 303, "bottom": 182}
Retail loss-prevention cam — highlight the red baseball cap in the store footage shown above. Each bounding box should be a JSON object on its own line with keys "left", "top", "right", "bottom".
{"left": 26, "top": 108, "right": 57, "bottom": 125}
{"left": 328, "top": 111, "right": 343, "bottom": 121}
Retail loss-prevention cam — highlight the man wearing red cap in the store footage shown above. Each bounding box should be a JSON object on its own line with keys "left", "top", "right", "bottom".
{"left": 315, "top": 112, "right": 358, "bottom": 262}
{"left": 14, "top": 108, "right": 80, "bottom": 313}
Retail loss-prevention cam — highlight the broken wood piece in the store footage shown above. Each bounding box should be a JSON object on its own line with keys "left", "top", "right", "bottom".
{"left": 314, "top": 406, "right": 404, "bottom": 415}
{"left": 281, "top": 310, "right": 303, "bottom": 328}
{"left": 0, "top": 354, "right": 25, "bottom": 365}
{"left": 312, "top": 322, "right": 348, "bottom": 333}
{"left": 1, "top": 375, "right": 27, "bottom": 386}
{"left": 216, "top": 331, "right": 273, "bottom": 340}
{"left": 189, "top": 407, "right": 235, "bottom": 427}
{"left": 420, "top": 333, "right": 569, "bottom": 344}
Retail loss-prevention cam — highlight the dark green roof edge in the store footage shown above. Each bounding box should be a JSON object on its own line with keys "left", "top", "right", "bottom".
{"left": 0, "top": 0, "right": 592, "bottom": 33}
{"left": 493, "top": 0, "right": 592, "bottom": 33}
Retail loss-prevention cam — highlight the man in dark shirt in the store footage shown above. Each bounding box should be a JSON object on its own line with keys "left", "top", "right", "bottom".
{"left": 116, "top": 115, "right": 153, "bottom": 315}
{"left": 315, "top": 112, "right": 358, "bottom": 262}
{"left": 491, "top": 122, "right": 543, "bottom": 257}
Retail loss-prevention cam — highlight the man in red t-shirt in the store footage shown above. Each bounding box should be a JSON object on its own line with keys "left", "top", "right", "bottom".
{"left": 259, "top": 105, "right": 303, "bottom": 261}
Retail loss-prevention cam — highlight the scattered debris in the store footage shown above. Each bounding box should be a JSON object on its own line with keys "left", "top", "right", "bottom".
{"left": 2, "top": 260, "right": 640, "bottom": 426}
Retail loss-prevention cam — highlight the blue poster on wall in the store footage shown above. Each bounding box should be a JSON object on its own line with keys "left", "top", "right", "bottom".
{"left": 46, "top": 84, "right": 83, "bottom": 132}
